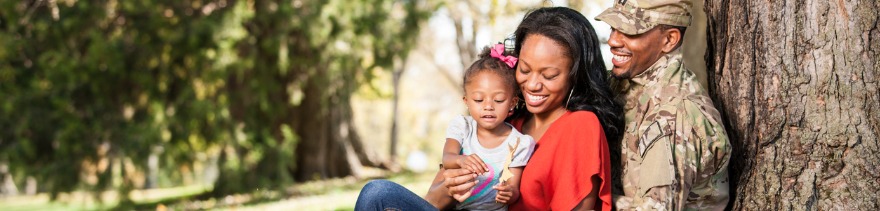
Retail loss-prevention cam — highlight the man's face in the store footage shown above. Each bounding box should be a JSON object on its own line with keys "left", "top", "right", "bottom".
{"left": 607, "top": 27, "right": 669, "bottom": 79}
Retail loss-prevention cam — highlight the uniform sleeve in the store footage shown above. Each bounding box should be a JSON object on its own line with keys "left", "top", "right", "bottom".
{"left": 628, "top": 104, "right": 678, "bottom": 210}
{"left": 549, "top": 112, "right": 612, "bottom": 211}
{"left": 677, "top": 100, "right": 731, "bottom": 210}
{"left": 445, "top": 115, "right": 470, "bottom": 145}
{"left": 509, "top": 134, "right": 536, "bottom": 168}
{"left": 639, "top": 101, "right": 731, "bottom": 210}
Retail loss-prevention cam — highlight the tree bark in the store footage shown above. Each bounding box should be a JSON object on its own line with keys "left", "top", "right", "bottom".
{"left": 390, "top": 59, "right": 404, "bottom": 162}
{"left": 213, "top": 0, "right": 387, "bottom": 190}
{"left": 705, "top": 0, "right": 880, "bottom": 209}
{"left": 293, "top": 73, "right": 373, "bottom": 181}
{"left": 446, "top": 0, "right": 481, "bottom": 71}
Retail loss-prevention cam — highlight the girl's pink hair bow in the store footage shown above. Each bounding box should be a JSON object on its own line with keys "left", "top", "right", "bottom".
{"left": 490, "top": 43, "right": 518, "bottom": 68}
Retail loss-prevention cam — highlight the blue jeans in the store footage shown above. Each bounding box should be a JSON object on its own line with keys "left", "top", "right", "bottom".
{"left": 355, "top": 180, "right": 439, "bottom": 211}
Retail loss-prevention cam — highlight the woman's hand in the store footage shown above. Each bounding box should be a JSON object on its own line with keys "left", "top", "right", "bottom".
{"left": 443, "top": 168, "right": 478, "bottom": 202}
{"left": 493, "top": 180, "right": 520, "bottom": 204}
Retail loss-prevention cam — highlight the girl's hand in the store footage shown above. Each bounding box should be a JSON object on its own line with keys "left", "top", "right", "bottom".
{"left": 493, "top": 181, "right": 519, "bottom": 204}
{"left": 456, "top": 154, "right": 489, "bottom": 174}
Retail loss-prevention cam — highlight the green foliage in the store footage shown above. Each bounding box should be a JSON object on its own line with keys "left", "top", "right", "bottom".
{"left": 0, "top": 0, "right": 432, "bottom": 200}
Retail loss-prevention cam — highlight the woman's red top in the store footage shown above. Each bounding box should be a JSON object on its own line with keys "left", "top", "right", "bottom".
{"left": 510, "top": 111, "right": 612, "bottom": 211}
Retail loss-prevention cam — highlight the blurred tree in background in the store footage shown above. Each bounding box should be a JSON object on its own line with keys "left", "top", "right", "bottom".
{"left": 0, "top": 0, "right": 431, "bottom": 203}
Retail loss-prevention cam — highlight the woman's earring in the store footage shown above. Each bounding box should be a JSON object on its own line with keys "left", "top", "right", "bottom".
{"left": 517, "top": 97, "right": 524, "bottom": 110}
{"left": 565, "top": 89, "right": 574, "bottom": 109}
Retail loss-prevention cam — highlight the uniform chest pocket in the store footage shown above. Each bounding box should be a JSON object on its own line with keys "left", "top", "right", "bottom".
{"left": 637, "top": 121, "right": 674, "bottom": 196}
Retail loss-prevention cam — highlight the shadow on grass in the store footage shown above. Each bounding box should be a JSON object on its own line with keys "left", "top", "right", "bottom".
{"left": 111, "top": 186, "right": 288, "bottom": 210}
{"left": 107, "top": 170, "right": 426, "bottom": 210}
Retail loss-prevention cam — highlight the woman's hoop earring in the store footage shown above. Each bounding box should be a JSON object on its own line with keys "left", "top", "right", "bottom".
{"left": 565, "top": 89, "right": 574, "bottom": 109}
{"left": 516, "top": 96, "right": 524, "bottom": 110}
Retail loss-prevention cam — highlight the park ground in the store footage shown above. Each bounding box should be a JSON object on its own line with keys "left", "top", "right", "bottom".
{"left": 0, "top": 170, "right": 434, "bottom": 211}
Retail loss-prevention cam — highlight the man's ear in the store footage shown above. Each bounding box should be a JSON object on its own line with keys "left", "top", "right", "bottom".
{"left": 661, "top": 27, "right": 683, "bottom": 53}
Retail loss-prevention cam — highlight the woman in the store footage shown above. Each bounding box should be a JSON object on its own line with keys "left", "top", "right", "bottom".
{"left": 504, "top": 7, "right": 623, "bottom": 210}
{"left": 356, "top": 7, "right": 622, "bottom": 210}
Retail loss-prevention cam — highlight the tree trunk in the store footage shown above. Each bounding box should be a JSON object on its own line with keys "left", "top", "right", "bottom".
{"left": 212, "top": 0, "right": 386, "bottom": 191}
{"left": 704, "top": 0, "right": 880, "bottom": 209}
{"left": 293, "top": 73, "right": 372, "bottom": 181}
{"left": 446, "top": 0, "right": 480, "bottom": 71}
{"left": 390, "top": 61, "right": 404, "bottom": 162}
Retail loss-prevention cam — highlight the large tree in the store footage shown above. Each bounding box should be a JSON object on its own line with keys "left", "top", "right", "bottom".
{"left": 0, "top": 0, "right": 237, "bottom": 199}
{"left": 704, "top": 0, "right": 879, "bottom": 209}
{"left": 0, "top": 0, "right": 432, "bottom": 201}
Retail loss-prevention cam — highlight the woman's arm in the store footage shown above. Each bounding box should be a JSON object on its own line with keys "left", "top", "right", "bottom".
{"left": 571, "top": 174, "right": 602, "bottom": 211}
{"left": 543, "top": 112, "right": 609, "bottom": 210}
{"left": 425, "top": 168, "right": 454, "bottom": 210}
{"left": 425, "top": 166, "right": 479, "bottom": 209}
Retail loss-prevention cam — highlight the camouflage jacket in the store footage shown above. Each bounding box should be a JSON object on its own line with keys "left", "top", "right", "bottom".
{"left": 611, "top": 50, "right": 731, "bottom": 210}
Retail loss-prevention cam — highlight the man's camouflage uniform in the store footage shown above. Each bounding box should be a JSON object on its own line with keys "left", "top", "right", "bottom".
{"left": 611, "top": 50, "right": 731, "bottom": 210}
{"left": 596, "top": 0, "right": 732, "bottom": 210}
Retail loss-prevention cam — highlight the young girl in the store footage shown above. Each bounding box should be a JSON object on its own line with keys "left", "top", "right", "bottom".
{"left": 442, "top": 43, "right": 536, "bottom": 210}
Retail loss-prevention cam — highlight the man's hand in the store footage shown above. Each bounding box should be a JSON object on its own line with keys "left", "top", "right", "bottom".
{"left": 493, "top": 180, "right": 519, "bottom": 204}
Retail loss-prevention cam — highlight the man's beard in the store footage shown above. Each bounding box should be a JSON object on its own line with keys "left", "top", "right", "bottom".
{"left": 610, "top": 68, "right": 634, "bottom": 80}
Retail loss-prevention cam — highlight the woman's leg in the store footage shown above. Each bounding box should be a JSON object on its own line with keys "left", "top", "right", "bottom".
{"left": 355, "top": 180, "right": 439, "bottom": 211}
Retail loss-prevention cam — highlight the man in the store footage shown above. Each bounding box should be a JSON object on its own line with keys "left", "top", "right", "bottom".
{"left": 595, "top": 0, "right": 731, "bottom": 210}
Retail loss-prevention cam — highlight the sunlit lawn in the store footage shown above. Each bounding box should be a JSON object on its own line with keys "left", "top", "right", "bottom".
{"left": 238, "top": 171, "right": 434, "bottom": 210}
{"left": 0, "top": 185, "right": 211, "bottom": 211}
{"left": 0, "top": 170, "right": 435, "bottom": 211}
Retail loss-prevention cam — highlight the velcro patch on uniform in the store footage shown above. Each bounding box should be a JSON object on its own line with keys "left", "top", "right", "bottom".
{"left": 638, "top": 137, "right": 674, "bottom": 196}
{"left": 638, "top": 121, "right": 668, "bottom": 157}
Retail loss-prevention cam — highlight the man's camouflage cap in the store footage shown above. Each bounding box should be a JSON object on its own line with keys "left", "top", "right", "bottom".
{"left": 595, "top": 0, "right": 692, "bottom": 35}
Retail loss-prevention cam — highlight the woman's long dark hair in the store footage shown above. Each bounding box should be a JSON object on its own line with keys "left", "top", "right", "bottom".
{"left": 511, "top": 7, "right": 624, "bottom": 191}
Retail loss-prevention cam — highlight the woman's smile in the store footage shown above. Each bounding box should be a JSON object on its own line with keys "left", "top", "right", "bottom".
{"left": 525, "top": 92, "right": 549, "bottom": 106}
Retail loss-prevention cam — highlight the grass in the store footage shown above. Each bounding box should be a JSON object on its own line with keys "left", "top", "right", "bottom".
{"left": 239, "top": 170, "right": 435, "bottom": 210}
{"left": 0, "top": 185, "right": 211, "bottom": 211}
{"left": 0, "top": 170, "right": 435, "bottom": 211}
